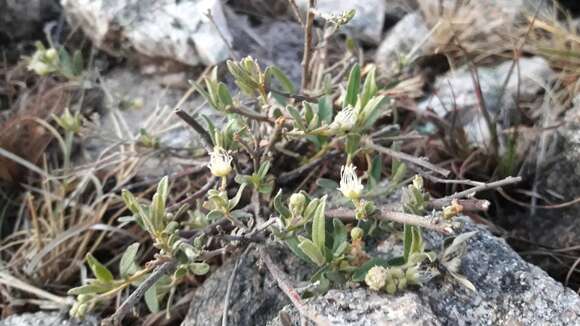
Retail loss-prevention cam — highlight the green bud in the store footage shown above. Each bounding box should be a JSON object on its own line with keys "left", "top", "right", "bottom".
{"left": 350, "top": 227, "right": 364, "bottom": 241}
{"left": 289, "top": 193, "right": 306, "bottom": 217}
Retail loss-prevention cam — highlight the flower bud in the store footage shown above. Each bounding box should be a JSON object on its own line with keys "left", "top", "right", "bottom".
{"left": 365, "top": 266, "right": 388, "bottom": 291}
{"left": 289, "top": 193, "right": 306, "bottom": 217}
{"left": 350, "top": 227, "right": 364, "bottom": 241}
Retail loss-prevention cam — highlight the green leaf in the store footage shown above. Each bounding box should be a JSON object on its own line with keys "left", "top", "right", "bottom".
{"left": 228, "top": 184, "right": 246, "bottom": 209}
{"left": 285, "top": 236, "right": 312, "bottom": 264}
{"left": 312, "top": 196, "right": 327, "bottom": 252}
{"left": 67, "top": 283, "right": 110, "bottom": 295}
{"left": 345, "top": 133, "right": 361, "bottom": 157}
{"left": 144, "top": 282, "right": 160, "bottom": 313}
{"left": 265, "top": 66, "right": 295, "bottom": 94}
{"left": 190, "top": 262, "right": 210, "bottom": 275}
{"left": 331, "top": 219, "right": 347, "bottom": 254}
{"left": 287, "top": 106, "right": 305, "bottom": 130}
{"left": 303, "top": 198, "right": 320, "bottom": 220}
{"left": 351, "top": 257, "right": 402, "bottom": 282}
{"left": 403, "top": 224, "right": 412, "bottom": 262}
{"left": 119, "top": 243, "right": 140, "bottom": 278}
{"left": 317, "top": 96, "right": 333, "bottom": 124}
{"left": 218, "top": 83, "right": 233, "bottom": 108}
{"left": 86, "top": 254, "right": 114, "bottom": 283}
{"left": 359, "top": 66, "right": 377, "bottom": 108}
{"left": 361, "top": 95, "right": 386, "bottom": 129}
{"left": 344, "top": 64, "right": 360, "bottom": 107}
{"left": 72, "top": 50, "right": 84, "bottom": 76}
{"left": 298, "top": 237, "right": 326, "bottom": 267}
{"left": 369, "top": 154, "right": 382, "bottom": 187}
{"left": 317, "top": 178, "right": 339, "bottom": 191}
{"left": 411, "top": 225, "right": 423, "bottom": 255}
{"left": 273, "top": 190, "right": 291, "bottom": 219}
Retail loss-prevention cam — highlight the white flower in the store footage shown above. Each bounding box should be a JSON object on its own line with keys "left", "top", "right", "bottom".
{"left": 208, "top": 147, "right": 233, "bottom": 177}
{"left": 330, "top": 106, "right": 357, "bottom": 131}
{"left": 338, "top": 164, "right": 363, "bottom": 200}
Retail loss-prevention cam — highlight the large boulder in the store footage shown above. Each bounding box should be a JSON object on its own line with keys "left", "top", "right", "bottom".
{"left": 61, "top": 0, "right": 232, "bottom": 66}
{"left": 268, "top": 218, "right": 580, "bottom": 325}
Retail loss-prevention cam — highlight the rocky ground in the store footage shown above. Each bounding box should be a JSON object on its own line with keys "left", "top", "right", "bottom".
{"left": 1, "top": 0, "right": 580, "bottom": 325}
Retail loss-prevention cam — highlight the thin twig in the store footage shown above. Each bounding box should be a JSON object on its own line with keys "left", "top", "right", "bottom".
{"left": 287, "top": 0, "right": 304, "bottom": 26}
{"left": 301, "top": 0, "right": 316, "bottom": 90}
{"left": 367, "top": 142, "right": 451, "bottom": 177}
{"left": 430, "top": 176, "right": 522, "bottom": 207}
{"left": 175, "top": 109, "right": 213, "bottom": 150}
{"left": 277, "top": 150, "right": 339, "bottom": 184}
{"left": 259, "top": 247, "right": 331, "bottom": 326}
{"left": 103, "top": 260, "right": 178, "bottom": 326}
{"left": 168, "top": 176, "right": 218, "bottom": 212}
{"left": 228, "top": 106, "right": 275, "bottom": 125}
{"left": 326, "top": 208, "right": 454, "bottom": 234}
{"left": 428, "top": 198, "right": 490, "bottom": 212}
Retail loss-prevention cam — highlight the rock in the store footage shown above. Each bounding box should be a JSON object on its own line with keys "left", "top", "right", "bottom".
{"left": 0, "top": 311, "right": 98, "bottom": 326}
{"left": 384, "top": 0, "right": 418, "bottom": 27}
{"left": 269, "top": 289, "right": 441, "bottom": 325}
{"left": 181, "top": 246, "right": 312, "bottom": 326}
{"left": 230, "top": 18, "right": 304, "bottom": 85}
{"left": 0, "top": 0, "right": 61, "bottom": 43}
{"left": 269, "top": 217, "right": 580, "bottom": 325}
{"left": 61, "top": 0, "right": 232, "bottom": 66}
{"left": 78, "top": 67, "right": 218, "bottom": 179}
{"left": 375, "top": 12, "right": 430, "bottom": 76}
{"left": 296, "top": 0, "right": 385, "bottom": 44}
{"left": 418, "top": 57, "right": 555, "bottom": 148}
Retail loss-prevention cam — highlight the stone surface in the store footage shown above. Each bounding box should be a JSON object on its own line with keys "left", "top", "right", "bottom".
{"left": 375, "top": 12, "right": 430, "bottom": 76}
{"left": 269, "top": 289, "right": 440, "bottom": 326}
{"left": 418, "top": 57, "right": 555, "bottom": 148}
{"left": 296, "top": 0, "right": 385, "bottom": 44}
{"left": 181, "top": 246, "right": 312, "bottom": 326}
{"left": 230, "top": 18, "right": 304, "bottom": 85}
{"left": 268, "top": 218, "right": 580, "bottom": 325}
{"left": 0, "top": 0, "right": 61, "bottom": 43}
{"left": 0, "top": 311, "right": 98, "bottom": 326}
{"left": 61, "top": 0, "right": 232, "bottom": 66}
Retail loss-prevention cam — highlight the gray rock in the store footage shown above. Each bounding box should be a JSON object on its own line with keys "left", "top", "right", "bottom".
{"left": 61, "top": 0, "right": 232, "bottom": 66}
{"left": 181, "top": 246, "right": 312, "bottom": 326}
{"left": 269, "top": 218, "right": 580, "bottom": 325}
{"left": 375, "top": 12, "right": 430, "bottom": 76}
{"left": 296, "top": 0, "right": 385, "bottom": 44}
{"left": 269, "top": 289, "right": 441, "bottom": 326}
{"left": 418, "top": 57, "right": 555, "bottom": 148}
{"left": 0, "top": 0, "right": 61, "bottom": 42}
{"left": 0, "top": 311, "right": 98, "bottom": 326}
{"left": 384, "top": 0, "right": 418, "bottom": 26}
{"left": 230, "top": 18, "right": 304, "bottom": 85}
